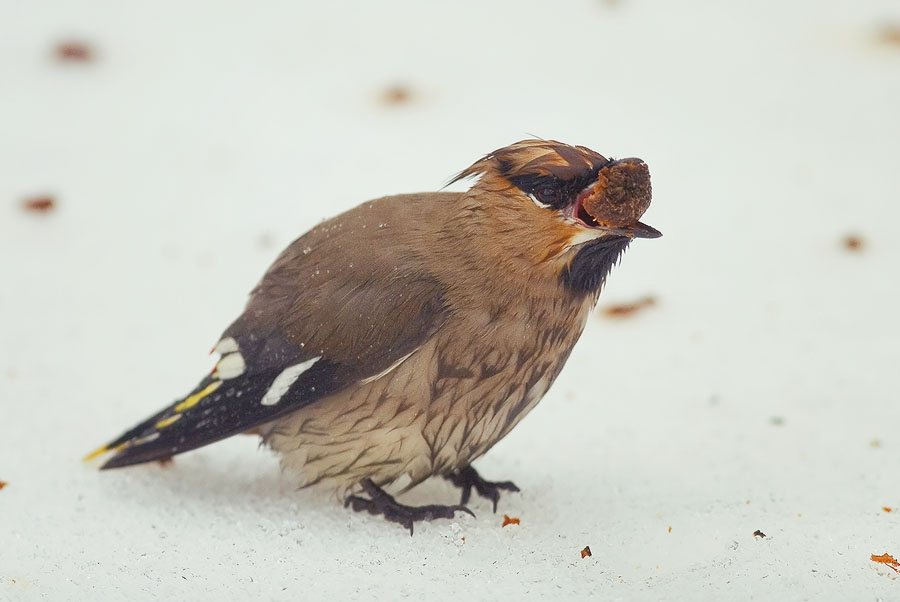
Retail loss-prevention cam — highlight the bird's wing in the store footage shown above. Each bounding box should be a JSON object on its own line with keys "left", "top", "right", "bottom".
{"left": 89, "top": 199, "right": 449, "bottom": 468}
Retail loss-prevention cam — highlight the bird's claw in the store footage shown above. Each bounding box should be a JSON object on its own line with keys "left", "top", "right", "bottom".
{"left": 345, "top": 479, "right": 475, "bottom": 535}
{"left": 445, "top": 466, "right": 520, "bottom": 513}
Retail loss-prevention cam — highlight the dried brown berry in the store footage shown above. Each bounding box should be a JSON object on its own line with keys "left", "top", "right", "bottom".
{"left": 580, "top": 160, "right": 652, "bottom": 228}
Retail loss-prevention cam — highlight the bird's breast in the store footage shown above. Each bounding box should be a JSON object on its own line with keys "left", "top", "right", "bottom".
{"left": 421, "top": 294, "right": 594, "bottom": 472}
{"left": 263, "top": 289, "right": 595, "bottom": 492}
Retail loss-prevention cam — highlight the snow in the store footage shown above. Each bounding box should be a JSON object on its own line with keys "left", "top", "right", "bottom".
{"left": 2, "top": 0, "right": 900, "bottom": 600}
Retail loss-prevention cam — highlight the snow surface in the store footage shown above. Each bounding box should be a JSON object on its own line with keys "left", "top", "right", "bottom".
{"left": 2, "top": 0, "right": 900, "bottom": 600}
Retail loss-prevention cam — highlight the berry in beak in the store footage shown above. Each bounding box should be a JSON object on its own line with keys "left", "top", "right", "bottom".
{"left": 574, "top": 158, "right": 661, "bottom": 239}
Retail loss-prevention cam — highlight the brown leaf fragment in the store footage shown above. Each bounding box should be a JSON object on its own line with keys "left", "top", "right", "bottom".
{"left": 381, "top": 84, "right": 412, "bottom": 105}
{"left": 581, "top": 546, "right": 592, "bottom": 558}
{"left": 0, "top": 481, "right": 7, "bottom": 491}
{"left": 883, "top": 507, "right": 893, "bottom": 513}
{"left": 23, "top": 196, "right": 55, "bottom": 213}
{"left": 668, "top": 526, "right": 672, "bottom": 533}
{"left": 871, "top": 553, "right": 900, "bottom": 572}
{"left": 877, "top": 24, "right": 900, "bottom": 46}
{"left": 752, "top": 530, "right": 766, "bottom": 538}
{"left": 56, "top": 41, "right": 93, "bottom": 62}
{"left": 501, "top": 514, "right": 520, "bottom": 527}
{"left": 602, "top": 296, "right": 657, "bottom": 318}
{"left": 842, "top": 235, "right": 864, "bottom": 251}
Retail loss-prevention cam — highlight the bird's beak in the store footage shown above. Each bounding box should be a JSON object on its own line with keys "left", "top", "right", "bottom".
{"left": 594, "top": 221, "right": 662, "bottom": 239}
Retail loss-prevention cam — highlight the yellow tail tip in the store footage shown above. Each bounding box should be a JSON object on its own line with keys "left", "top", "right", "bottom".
{"left": 82, "top": 445, "right": 110, "bottom": 462}
{"left": 84, "top": 440, "right": 133, "bottom": 463}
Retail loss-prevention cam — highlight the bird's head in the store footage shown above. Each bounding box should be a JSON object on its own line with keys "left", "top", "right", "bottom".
{"left": 451, "top": 139, "right": 661, "bottom": 294}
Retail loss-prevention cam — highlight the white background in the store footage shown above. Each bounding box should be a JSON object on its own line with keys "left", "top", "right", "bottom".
{"left": 2, "top": 1, "right": 899, "bottom": 600}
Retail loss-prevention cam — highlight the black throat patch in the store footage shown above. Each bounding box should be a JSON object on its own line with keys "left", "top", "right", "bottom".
{"left": 562, "top": 236, "right": 631, "bottom": 294}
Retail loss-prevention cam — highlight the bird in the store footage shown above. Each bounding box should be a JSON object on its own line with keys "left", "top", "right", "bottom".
{"left": 85, "top": 139, "right": 661, "bottom": 533}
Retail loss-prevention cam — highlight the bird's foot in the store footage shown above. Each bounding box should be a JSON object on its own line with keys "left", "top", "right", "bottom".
{"left": 444, "top": 466, "right": 520, "bottom": 512}
{"left": 345, "top": 478, "right": 474, "bottom": 535}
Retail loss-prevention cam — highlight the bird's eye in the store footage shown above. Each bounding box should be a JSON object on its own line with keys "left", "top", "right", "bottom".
{"left": 535, "top": 186, "right": 559, "bottom": 206}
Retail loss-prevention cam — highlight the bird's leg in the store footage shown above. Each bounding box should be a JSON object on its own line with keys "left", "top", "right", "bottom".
{"left": 444, "top": 466, "right": 520, "bottom": 513}
{"left": 344, "top": 479, "right": 474, "bottom": 535}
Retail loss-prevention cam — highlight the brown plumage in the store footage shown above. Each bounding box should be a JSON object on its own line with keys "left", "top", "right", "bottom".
{"left": 86, "top": 139, "right": 661, "bottom": 533}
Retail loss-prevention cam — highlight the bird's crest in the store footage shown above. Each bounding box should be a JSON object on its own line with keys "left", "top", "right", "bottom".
{"left": 449, "top": 139, "right": 609, "bottom": 189}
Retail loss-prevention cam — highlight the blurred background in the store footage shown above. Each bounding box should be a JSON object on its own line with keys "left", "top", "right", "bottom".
{"left": 1, "top": 1, "right": 899, "bottom": 600}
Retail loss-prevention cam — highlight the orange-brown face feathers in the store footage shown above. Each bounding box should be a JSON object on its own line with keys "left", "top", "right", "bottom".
{"left": 451, "top": 139, "right": 661, "bottom": 295}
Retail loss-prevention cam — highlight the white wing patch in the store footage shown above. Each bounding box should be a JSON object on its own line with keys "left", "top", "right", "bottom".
{"left": 133, "top": 431, "right": 160, "bottom": 445}
{"left": 213, "top": 337, "right": 239, "bottom": 354}
{"left": 260, "top": 357, "right": 322, "bottom": 406}
{"left": 214, "top": 352, "right": 246, "bottom": 379}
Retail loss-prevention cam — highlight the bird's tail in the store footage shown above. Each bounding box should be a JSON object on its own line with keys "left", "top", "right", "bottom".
{"left": 83, "top": 376, "right": 223, "bottom": 469}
